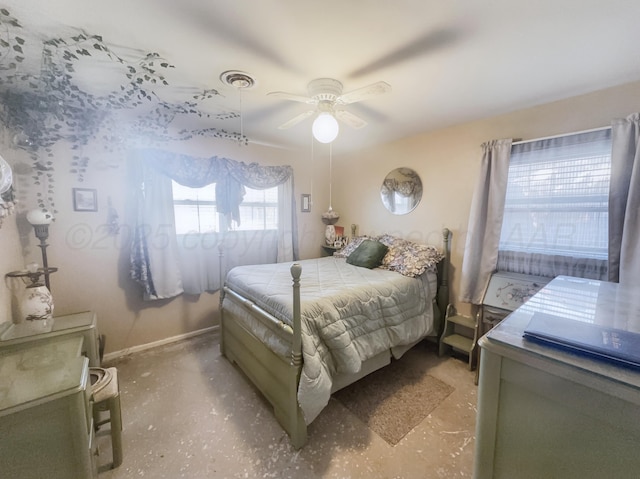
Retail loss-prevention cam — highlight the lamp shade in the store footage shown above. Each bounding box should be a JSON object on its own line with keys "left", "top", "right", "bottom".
{"left": 312, "top": 113, "right": 339, "bottom": 143}
{"left": 26, "top": 208, "right": 53, "bottom": 225}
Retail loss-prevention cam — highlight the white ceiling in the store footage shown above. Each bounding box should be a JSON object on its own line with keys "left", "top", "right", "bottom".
{"left": 4, "top": 0, "right": 640, "bottom": 154}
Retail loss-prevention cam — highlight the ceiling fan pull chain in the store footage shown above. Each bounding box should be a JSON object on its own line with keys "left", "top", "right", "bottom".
{"left": 310, "top": 129, "right": 314, "bottom": 206}
{"left": 329, "top": 142, "right": 333, "bottom": 209}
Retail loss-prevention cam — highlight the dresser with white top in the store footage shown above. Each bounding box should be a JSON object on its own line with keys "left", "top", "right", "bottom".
{"left": 474, "top": 276, "right": 640, "bottom": 479}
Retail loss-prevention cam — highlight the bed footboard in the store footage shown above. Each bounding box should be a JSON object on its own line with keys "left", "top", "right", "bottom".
{"left": 220, "top": 264, "right": 307, "bottom": 448}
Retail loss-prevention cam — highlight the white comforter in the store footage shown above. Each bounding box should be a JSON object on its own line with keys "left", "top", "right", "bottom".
{"left": 223, "top": 256, "right": 436, "bottom": 423}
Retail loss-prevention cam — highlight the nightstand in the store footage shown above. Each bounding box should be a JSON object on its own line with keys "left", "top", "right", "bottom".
{"left": 321, "top": 244, "right": 341, "bottom": 256}
{"left": 0, "top": 311, "right": 101, "bottom": 366}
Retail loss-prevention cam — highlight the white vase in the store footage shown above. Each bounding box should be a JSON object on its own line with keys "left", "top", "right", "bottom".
{"left": 325, "top": 225, "right": 336, "bottom": 245}
{"left": 19, "top": 284, "right": 54, "bottom": 334}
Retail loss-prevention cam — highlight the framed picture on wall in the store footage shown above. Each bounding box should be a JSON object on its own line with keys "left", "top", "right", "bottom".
{"left": 301, "top": 193, "right": 311, "bottom": 213}
{"left": 73, "top": 188, "right": 98, "bottom": 212}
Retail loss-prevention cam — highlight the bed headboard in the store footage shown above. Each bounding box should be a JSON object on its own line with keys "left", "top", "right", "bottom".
{"left": 433, "top": 228, "right": 451, "bottom": 338}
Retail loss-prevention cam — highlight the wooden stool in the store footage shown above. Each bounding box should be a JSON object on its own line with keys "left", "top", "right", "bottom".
{"left": 90, "top": 367, "right": 123, "bottom": 469}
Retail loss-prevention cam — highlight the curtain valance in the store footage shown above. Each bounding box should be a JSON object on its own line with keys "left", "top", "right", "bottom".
{"left": 137, "top": 148, "right": 293, "bottom": 225}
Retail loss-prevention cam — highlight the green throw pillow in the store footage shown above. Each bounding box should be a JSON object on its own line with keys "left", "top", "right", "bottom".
{"left": 346, "top": 240, "right": 389, "bottom": 269}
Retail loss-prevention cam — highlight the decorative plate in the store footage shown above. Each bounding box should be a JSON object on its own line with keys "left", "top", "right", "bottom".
{"left": 0, "top": 155, "right": 12, "bottom": 195}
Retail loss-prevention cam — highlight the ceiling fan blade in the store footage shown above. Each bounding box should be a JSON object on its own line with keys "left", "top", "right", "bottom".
{"left": 267, "top": 91, "right": 317, "bottom": 105}
{"left": 335, "top": 110, "right": 368, "bottom": 129}
{"left": 160, "top": 3, "right": 296, "bottom": 73}
{"left": 277, "top": 110, "right": 315, "bottom": 129}
{"left": 348, "top": 28, "right": 461, "bottom": 79}
{"left": 337, "top": 81, "right": 391, "bottom": 105}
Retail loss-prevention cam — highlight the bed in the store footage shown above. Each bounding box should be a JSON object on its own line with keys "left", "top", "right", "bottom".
{"left": 219, "top": 228, "right": 451, "bottom": 448}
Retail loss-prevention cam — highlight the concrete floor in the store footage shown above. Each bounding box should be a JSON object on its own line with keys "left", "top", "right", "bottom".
{"left": 97, "top": 331, "right": 477, "bottom": 478}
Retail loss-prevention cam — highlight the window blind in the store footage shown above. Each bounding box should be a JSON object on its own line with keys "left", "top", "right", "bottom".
{"left": 499, "top": 128, "right": 612, "bottom": 260}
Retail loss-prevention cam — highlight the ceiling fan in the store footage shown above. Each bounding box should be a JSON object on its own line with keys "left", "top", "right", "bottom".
{"left": 268, "top": 78, "right": 391, "bottom": 142}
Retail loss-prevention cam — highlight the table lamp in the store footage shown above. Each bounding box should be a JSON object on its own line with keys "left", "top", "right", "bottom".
{"left": 26, "top": 208, "right": 54, "bottom": 291}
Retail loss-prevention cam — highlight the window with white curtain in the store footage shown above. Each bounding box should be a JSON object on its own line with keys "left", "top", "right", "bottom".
{"left": 497, "top": 128, "right": 612, "bottom": 278}
{"left": 170, "top": 180, "right": 280, "bottom": 295}
{"left": 172, "top": 181, "right": 278, "bottom": 234}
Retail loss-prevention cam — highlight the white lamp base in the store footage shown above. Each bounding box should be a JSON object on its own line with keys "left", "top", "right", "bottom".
{"left": 19, "top": 285, "right": 54, "bottom": 334}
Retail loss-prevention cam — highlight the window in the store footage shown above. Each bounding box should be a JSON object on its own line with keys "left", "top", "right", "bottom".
{"left": 498, "top": 128, "right": 612, "bottom": 277}
{"left": 236, "top": 187, "right": 278, "bottom": 231}
{"left": 172, "top": 181, "right": 278, "bottom": 234}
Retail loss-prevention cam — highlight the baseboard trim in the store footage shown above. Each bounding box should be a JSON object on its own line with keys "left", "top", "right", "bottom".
{"left": 103, "top": 325, "right": 219, "bottom": 363}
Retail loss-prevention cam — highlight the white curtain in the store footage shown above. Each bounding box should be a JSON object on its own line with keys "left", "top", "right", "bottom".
{"left": 459, "top": 139, "right": 512, "bottom": 304}
{"left": 177, "top": 230, "right": 279, "bottom": 294}
{"left": 277, "top": 176, "right": 297, "bottom": 262}
{"left": 130, "top": 164, "right": 184, "bottom": 300}
{"left": 176, "top": 233, "right": 221, "bottom": 295}
{"left": 130, "top": 149, "right": 297, "bottom": 300}
{"left": 609, "top": 112, "right": 640, "bottom": 284}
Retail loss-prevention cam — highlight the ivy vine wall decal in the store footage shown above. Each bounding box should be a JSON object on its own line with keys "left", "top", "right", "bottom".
{"left": 0, "top": 7, "right": 247, "bottom": 214}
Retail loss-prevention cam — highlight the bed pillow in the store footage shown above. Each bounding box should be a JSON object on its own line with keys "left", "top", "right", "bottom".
{"left": 346, "top": 239, "right": 389, "bottom": 269}
{"left": 333, "top": 235, "right": 372, "bottom": 258}
{"left": 378, "top": 234, "right": 444, "bottom": 277}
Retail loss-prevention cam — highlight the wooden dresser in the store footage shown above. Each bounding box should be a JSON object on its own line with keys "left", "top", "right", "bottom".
{"left": 0, "top": 337, "right": 98, "bottom": 478}
{"left": 0, "top": 311, "right": 100, "bottom": 366}
{"left": 474, "top": 276, "right": 640, "bottom": 479}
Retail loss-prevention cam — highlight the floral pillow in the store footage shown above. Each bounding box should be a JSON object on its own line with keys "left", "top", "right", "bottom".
{"left": 333, "top": 235, "right": 372, "bottom": 258}
{"left": 377, "top": 234, "right": 444, "bottom": 277}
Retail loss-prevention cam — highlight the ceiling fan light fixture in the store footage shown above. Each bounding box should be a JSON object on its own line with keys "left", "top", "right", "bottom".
{"left": 312, "top": 112, "right": 339, "bottom": 143}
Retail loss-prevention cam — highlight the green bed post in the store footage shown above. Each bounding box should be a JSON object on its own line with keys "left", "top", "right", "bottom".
{"left": 218, "top": 243, "right": 226, "bottom": 356}
{"left": 436, "top": 228, "right": 451, "bottom": 338}
{"left": 285, "top": 263, "right": 307, "bottom": 449}
{"left": 291, "top": 263, "right": 302, "bottom": 367}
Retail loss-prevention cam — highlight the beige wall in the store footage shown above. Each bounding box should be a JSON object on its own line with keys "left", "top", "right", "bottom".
{"left": 333, "top": 80, "right": 640, "bottom": 316}
{"left": 1, "top": 79, "right": 639, "bottom": 352}
{"left": 0, "top": 209, "right": 23, "bottom": 324}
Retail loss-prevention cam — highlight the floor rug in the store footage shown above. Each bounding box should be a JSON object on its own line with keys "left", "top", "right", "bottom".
{"left": 333, "top": 358, "right": 455, "bottom": 445}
